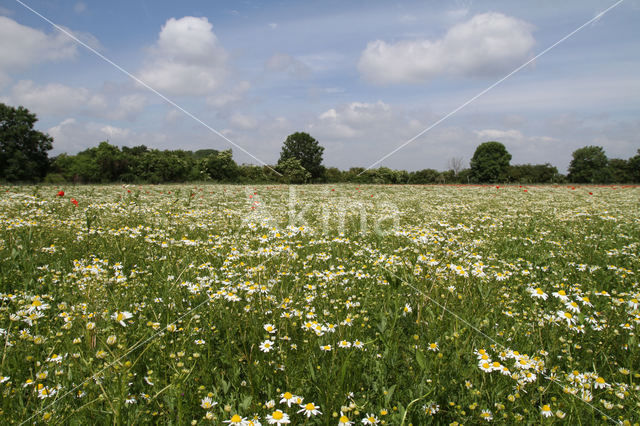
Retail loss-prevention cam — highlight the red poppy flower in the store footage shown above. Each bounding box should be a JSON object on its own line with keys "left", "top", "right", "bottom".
{"left": 57, "top": 190, "right": 65, "bottom": 197}
{"left": 71, "top": 198, "right": 78, "bottom": 207}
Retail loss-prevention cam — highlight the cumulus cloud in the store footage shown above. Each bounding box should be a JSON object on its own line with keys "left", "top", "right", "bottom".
{"left": 48, "top": 118, "right": 126, "bottom": 154}
{"left": 229, "top": 113, "right": 258, "bottom": 130}
{"left": 48, "top": 118, "right": 165, "bottom": 155}
{"left": 206, "top": 80, "right": 250, "bottom": 108}
{"left": 474, "top": 128, "right": 524, "bottom": 142}
{"left": 265, "top": 53, "right": 312, "bottom": 78}
{"left": 7, "top": 80, "right": 89, "bottom": 116}
{"left": 316, "top": 101, "right": 395, "bottom": 139}
{"left": 138, "top": 16, "right": 229, "bottom": 96}
{"left": 0, "top": 16, "right": 78, "bottom": 85}
{"left": 358, "top": 12, "right": 535, "bottom": 85}
{"left": 5, "top": 80, "right": 147, "bottom": 120}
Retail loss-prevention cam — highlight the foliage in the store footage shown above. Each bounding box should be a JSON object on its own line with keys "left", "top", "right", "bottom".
{"left": 507, "top": 163, "right": 559, "bottom": 184}
{"left": 408, "top": 168, "right": 441, "bottom": 184}
{"left": 608, "top": 158, "right": 631, "bottom": 183}
{"left": 470, "top": 141, "right": 512, "bottom": 183}
{"left": 276, "top": 157, "right": 311, "bottom": 184}
{"left": 201, "top": 149, "right": 239, "bottom": 182}
{"left": 629, "top": 149, "right": 640, "bottom": 183}
{"left": 0, "top": 103, "right": 53, "bottom": 182}
{"left": 568, "top": 145, "right": 611, "bottom": 183}
{"left": 278, "top": 132, "right": 325, "bottom": 180}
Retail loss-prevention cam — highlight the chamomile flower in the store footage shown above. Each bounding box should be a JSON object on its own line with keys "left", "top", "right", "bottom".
{"left": 557, "top": 310, "right": 576, "bottom": 326}
{"left": 338, "top": 340, "right": 351, "bottom": 348}
{"left": 201, "top": 396, "right": 217, "bottom": 409}
{"left": 338, "top": 411, "right": 353, "bottom": 425}
{"left": 552, "top": 290, "right": 569, "bottom": 302}
{"left": 320, "top": 344, "right": 332, "bottom": 352}
{"left": 594, "top": 376, "right": 610, "bottom": 389}
{"left": 224, "top": 414, "right": 248, "bottom": 425}
{"left": 263, "top": 323, "right": 277, "bottom": 334}
{"left": 297, "top": 402, "right": 322, "bottom": 417}
{"left": 279, "top": 392, "right": 296, "bottom": 407}
{"left": 259, "top": 340, "right": 275, "bottom": 353}
{"left": 112, "top": 311, "right": 133, "bottom": 327}
{"left": 36, "top": 384, "right": 56, "bottom": 399}
{"left": 402, "top": 304, "right": 412, "bottom": 316}
{"left": 479, "top": 409, "right": 493, "bottom": 421}
{"left": 428, "top": 342, "right": 439, "bottom": 352}
{"left": 540, "top": 404, "right": 552, "bottom": 417}
{"left": 361, "top": 413, "right": 379, "bottom": 424}
{"left": 529, "top": 287, "right": 548, "bottom": 300}
{"left": 266, "top": 409, "right": 290, "bottom": 424}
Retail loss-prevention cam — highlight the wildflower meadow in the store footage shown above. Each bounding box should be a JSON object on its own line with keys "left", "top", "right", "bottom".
{"left": 0, "top": 183, "right": 638, "bottom": 425}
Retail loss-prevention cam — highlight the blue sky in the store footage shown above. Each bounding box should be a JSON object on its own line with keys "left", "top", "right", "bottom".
{"left": 1, "top": 0, "right": 638, "bottom": 172}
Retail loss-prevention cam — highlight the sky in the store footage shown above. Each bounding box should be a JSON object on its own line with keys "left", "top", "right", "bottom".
{"left": 1, "top": 0, "right": 639, "bottom": 172}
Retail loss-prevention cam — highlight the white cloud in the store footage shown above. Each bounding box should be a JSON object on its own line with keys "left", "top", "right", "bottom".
{"left": 138, "top": 16, "right": 228, "bottom": 96}
{"left": 229, "top": 113, "right": 258, "bottom": 129}
{"left": 48, "top": 118, "right": 139, "bottom": 154}
{"left": 265, "top": 53, "right": 311, "bottom": 78}
{"left": 0, "top": 16, "right": 78, "bottom": 83}
{"left": 206, "top": 80, "right": 250, "bottom": 108}
{"left": 474, "top": 128, "right": 524, "bottom": 142}
{"left": 8, "top": 80, "right": 89, "bottom": 116}
{"left": 5, "top": 80, "right": 147, "bottom": 120}
{"left": 268, "top": 22, "right": 278, "bottom": 29}
{"left": 358, "top": 12, "right": 535, "bottom": 85}
{"left": 316, "top": 101, "right": 394, "bottom": 138}
{"left": 100, "top": 125, "right": 131, "bottom": 139}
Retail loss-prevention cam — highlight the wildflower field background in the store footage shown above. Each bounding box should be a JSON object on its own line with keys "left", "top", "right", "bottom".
{"left": 0, "top": 183, "right": 639, "bottom": 424}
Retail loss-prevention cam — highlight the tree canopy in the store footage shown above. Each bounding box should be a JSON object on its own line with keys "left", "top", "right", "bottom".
{"left": 567, "top": 145, "right": 610, "bottom": 183}
{"left": 0, "top": 103, "right": 53, "bottom": 181}
{"left": 470, "top": 141, "right": 512, "bottom": 183}
{"left": 278, "top": 132, "right": 325, "bottom": 180}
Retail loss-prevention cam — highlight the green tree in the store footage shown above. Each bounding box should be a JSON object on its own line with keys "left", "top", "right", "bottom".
{"left": 277, "top": 157, "right": 311, "bottom": 184}
{"left": 629, "top": 149, "right": 640, "bottom": 183}
{"left": 470, "top": 141, "right": 512, "bottom": 183}
{"left": 278, "top": 132, "right": 325, "bottom": 180}
{"left": 568, "top": 145, "right": 610, "bottom": 183}
{"left": 324, "top": 167, "right": 344, "bottom": 183}
{"left": 608, "top": 158, "right": 631, "bottom": 183}
{"left": 408, "top": 169, "right": 440, "bottom": 184}
{"left": 201, "top": 149, "right": 239, "bottom": 181}
{"left": 508, "top": 163, "right": 559, "bottom": 183}
{"left": 0, "top": 103, "right": 53, "bottom": 181}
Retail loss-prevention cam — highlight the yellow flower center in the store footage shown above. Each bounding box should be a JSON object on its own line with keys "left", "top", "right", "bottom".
{"left": 272, "top": 411, "right": 283, "bottom": 420}
{"left": 305, "top": 403, "right": 314, "bottom": 410}
{"left": 230, "top": 414, "right": 242, "bottom": 422}
{"left": 542, "top": 405, "right": 550, "bottom": 411}
{"left": 340, "top": 415, "right": 349, "bottom": 422}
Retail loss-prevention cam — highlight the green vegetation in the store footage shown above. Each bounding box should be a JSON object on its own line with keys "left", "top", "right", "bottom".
{"left": 2, "top": 102, "right": 640, "bottom": 184}
{"left": 0, "top": 184, "right": 638, "bottom": 424}
{"left": 0, "top": 103, "right": 53, "bottom": 182}
{"left": 470, "top": 141, "right": 512, "bottom": 183}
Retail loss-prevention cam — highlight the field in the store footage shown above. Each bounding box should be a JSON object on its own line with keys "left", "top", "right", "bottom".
{"left": 1, "top": 183, "right": 639, "bottom": 424}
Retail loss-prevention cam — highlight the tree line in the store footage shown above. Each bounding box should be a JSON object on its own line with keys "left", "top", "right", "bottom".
{"left": 1, "top": 102, "right": 639, "bottom": 184}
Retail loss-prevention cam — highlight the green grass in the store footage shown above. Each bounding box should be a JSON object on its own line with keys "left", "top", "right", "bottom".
{"left": 0, "top": 183, "right": 639, "bottom": 424}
